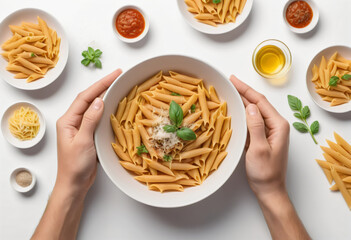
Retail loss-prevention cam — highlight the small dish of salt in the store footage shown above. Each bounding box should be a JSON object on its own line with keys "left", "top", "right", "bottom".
{"left": 10, "top": 167, "right": 36, "bottom": 193}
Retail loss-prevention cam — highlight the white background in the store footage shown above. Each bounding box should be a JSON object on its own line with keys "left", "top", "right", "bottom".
{"left": 1, "top": 0, "right": 351, "bottom": 239}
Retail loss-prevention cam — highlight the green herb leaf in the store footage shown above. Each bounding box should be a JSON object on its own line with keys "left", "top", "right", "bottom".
{"left": 81, "top": 58, "right": 90, "bottom": 66}
{"left": 30, "top": 52, "right": 35, "bottom": 57}
{"left": 213, "top": 0, "right": 221, "bottom": 3}
{"left": 82, "top": 51, "right": 88, "bottom": 58}
{"left": 301, "top": 106, "right": 310, "bottom": 119}
{"left": 191, "top": 104, "right": 196, "bottom": 113}
{"left": 94, "top": 59, "right": 102, "bottom": 68}
{"left": 176, "top": 127, "right": 196, "bottom": 141}
{"left": 169, "top": 101, "right": 183, "bottom": 127}
{"left": 310, "top": 121, "right": 319, "bottom": 134}
{"left": 88, "top": 47, "right": 94, "bottom": 57}
{"left": 171, "top": 92, "right": 181, "bottom": 96}
{"left": 329, "top": 76, "right": 339, "bottom": 86}
{"left": 293, "top": 122, "right": 309, "bottom": 133}
{"left": 136, "top": 144, "right": 148, "bottom": 156}
{"left": 341, "top": 74, "right": 351, "bottom": 81}
{"left": 163, "top": 125, "right": 177, "bottom": 133}
{"left": 163, "top": 155, "right": 172, "bottom": 162}
{"left": 94, "top": 49, "right": 102, "bottom": 58}
{"left": 294, "top": 113, "right": 302, "bottom": 120}
{"left": 287, "top": 95, "right": 302, "bottom": 111}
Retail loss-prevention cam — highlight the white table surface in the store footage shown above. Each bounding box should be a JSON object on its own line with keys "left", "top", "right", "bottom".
{"left": 1, "top": 0, "right": 351, "bottom": 239}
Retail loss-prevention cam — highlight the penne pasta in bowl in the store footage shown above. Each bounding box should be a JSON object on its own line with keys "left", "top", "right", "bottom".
{"left": 94, "top": 55, "right": 247, "bottom": 208}
{"left": 0, "top": 8, "right": 68, "bottom": 90}
{"left": 306, "top": 46, "right": 351, "bottom": 113}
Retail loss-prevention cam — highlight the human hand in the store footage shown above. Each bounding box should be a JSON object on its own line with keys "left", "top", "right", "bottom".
{"left": 55, "top": 69, "right": 122, "bottom": 196}
{"left": 230, "top": 75, "right": 290, "bottom": 199}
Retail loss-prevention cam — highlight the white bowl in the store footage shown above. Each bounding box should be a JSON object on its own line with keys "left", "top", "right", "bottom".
{"left": 283, "top": 0, "right": 319, "bottom": 34}
{"left": 112, "top": 5, "right": 149, "bottom": 43}
{"left": 1, "top": 101, "right": 46, "bottom": 148}
{"left": 95, "top": 55, "right": 247, "bottom": 208}
{"left": 0, "top": 8, "right": 69, "bottom": 90}
{"left": 10, "top": 167, "right": 36, "bottom": 193}
{"left": 306, "top": 45, "right": 351, "bottom": 113}
{"left": 177, "top": 0, "right": 253, "bottom": 35}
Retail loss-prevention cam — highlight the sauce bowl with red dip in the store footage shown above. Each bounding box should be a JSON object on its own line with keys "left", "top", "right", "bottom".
{"left": 283, "top": 0, "right": 319, "bottom": 34}
{"left": 112, "top": 5, "right": 149, "bottom": 43}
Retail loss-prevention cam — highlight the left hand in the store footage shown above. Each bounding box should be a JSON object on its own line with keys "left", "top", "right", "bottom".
{"left": 55, "top": 69, "right": 122, "bottom": 195}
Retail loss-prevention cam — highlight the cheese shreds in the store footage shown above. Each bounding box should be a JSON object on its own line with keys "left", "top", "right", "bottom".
{"left": 8, "top": 107, "right": 40, "bottom": 140}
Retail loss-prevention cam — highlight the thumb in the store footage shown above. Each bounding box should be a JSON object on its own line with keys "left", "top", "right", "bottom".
{"left": 246, "top": 104, "right": 267, "bottom": 146}
{"left": 79, "top": 98, "right": 104, "bottom": 137}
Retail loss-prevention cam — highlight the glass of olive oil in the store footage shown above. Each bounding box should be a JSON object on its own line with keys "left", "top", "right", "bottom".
{"left": 253, "top": 39, "right": 292, "bottom": 85}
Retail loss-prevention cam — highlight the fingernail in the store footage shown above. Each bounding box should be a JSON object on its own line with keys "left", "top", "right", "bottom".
{"left": 247, "top": 104, "right": 257, "bottom": 116}
{"left": 93, "top": 98, "right": 103, "bottom": 110}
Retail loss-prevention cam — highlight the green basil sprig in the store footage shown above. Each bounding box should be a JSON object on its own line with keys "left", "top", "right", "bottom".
{"left": 213, "top": 0, "right": 221, "bottom": 3}
{"left": 81, "top": 47, "right": 102, "bottom": 68}
{"left": 329, "top": 74, "right": 351, "bottom": 86}
{"left": 163, "top": 101, "right": 196, "bottom": 141}
{"left": 163, "top": 155, "right": 172, "bottom": 162}
{"left": 136, "top": 144, "right": 148, "bottom": 156}
{"left": 287, "top": 95, "right": 319, "bottom": 144}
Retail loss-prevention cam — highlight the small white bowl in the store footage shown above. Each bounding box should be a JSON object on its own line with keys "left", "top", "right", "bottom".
{"left": 283, "top": 0, "right": 319, "bottom": 34}
{"left": 306, "top": 45, "right": 351, "bottom": 113}
{"left": 1, "top": 101, "right": 46, "bottom": 148}
{"left": 177, "top": 0, "right": 253, "bottom": 35}
{"left": 95, "top": 55, "right": 247, "bottom": 208}
{"left": 112, "top": 5, "right": 149, "bottom": 43}
{"left": 0, "top": 8, "right": 69, "bottom": 90}
{"left": 10, "top": 167, "right": 36, "bottom": 193}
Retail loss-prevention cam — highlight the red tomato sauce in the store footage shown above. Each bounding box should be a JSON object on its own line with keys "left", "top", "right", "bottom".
{"left": 286, "top": 1, "right": 313, "bottom": 28}
{"left": 116, "top": 9, "right": 145, "bottom": 38}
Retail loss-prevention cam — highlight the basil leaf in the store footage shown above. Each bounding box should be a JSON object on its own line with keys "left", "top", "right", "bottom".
{"left": 94, "top": 59, "right": 102, "bottom": 68}
{"left": 294, "top": 113, "right": 302, "bottom": 120}
{"left": 191, "top": 104, "right": 196, "bottom": 113}
{"left": 341, "top": 74, "right": 351, "bottom": 81}
{"left": 88, "top": 47, "right": 94, "bottom": 56}
{"left": 94, "top": 49, "right": 102, "bottom": 58}
{"left": 177, "top": 127, "right": 196, "bottom": 141}
{"left": 329, "top": 76, "right": 339, "bottom": 86}
{"left": 81, "top": 58, "right": 90, "bottom": 66}
{"left": 163, "top": 125, "right": 177, "bottom": 133}
{"left": 310, "top": 121, "right": 319, "bottom": 134}
{"left": 301, "top": 106, "right": 310, "bottom": 119}
{"left": 136, "top": 144, "right": 148, "bottom": 156}
{"left": 171, "top": 92, "right": 181, "bottom": 96}
{"left": 82, "top": 51, "right": 88, "bottom": 58}
{"left": 169, "top": 101, "right": 183, "bottom": 127}
{"left": 31, "top": 52, "right": 36, "bottom": 57}
{"left": 163, "top": 155, "right": 172, "bottom": 162}
{"left": 293, "top": 122, "right": 309, "bottom": 133}
{"left": 213, "top": 0, "right": 221, "bottom": 3}
{"left": 287, "top": 95, "right": 302, "bottom": 111}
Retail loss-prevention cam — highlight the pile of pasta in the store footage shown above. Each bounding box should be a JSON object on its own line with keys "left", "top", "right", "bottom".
{"left": 185, "top": 0, "right": 247, "bottom": 27}
{"left": 1, "top": 16, "right": 60, "bottom": 83}
{"left": 311, "top": 52, "right": 351, "bottom": 106}
{"left": 316, "top": 132, "right": 351, "bottom": 210}
{"left": 110, "top": 71, "right": 232, "bottom": 193}
{"left": 9, "top": 106, "right": 40, "bottom": 141}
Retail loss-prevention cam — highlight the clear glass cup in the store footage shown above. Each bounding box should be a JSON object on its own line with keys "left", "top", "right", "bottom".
{"left": 252, "top": 39, "right": 292, "bottom": 85}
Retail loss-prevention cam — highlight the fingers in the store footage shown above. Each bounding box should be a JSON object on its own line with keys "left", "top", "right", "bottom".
{"left": 246, "top": 104, "right": 268, "bottom": 146}
{"left": 64, "top": 68, "right": 122, "bottom": 128}
{"left": 79, "top": 98, "right": 104, "bottom": 138}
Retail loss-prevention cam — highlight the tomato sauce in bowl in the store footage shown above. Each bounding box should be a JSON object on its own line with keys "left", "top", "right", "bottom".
{"left": 116, "top": 9, "right": 145, "bottom": 39}
{"left": 286, "top": 1, "right": 313, "bottom": 28}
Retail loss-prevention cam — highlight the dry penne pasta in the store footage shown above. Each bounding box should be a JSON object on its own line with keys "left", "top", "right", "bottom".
{"left": 1, "top": 17, "right": 60, "bottom": 83}
{"left": 110, "top": 71, "right": 232, "bottom": 192}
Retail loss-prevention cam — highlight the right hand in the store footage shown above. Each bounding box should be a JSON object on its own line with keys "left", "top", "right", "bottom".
{"left": 230, "top": 75, "right": 290, "bottom": 199}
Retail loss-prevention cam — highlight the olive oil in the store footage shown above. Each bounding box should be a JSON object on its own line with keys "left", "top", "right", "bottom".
{"left": 255, "top": 45, "right": 286, "bottom": 76}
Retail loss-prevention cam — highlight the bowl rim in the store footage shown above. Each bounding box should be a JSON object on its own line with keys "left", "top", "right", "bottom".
{"left": 1, "top": 101, "right": 46, "bottom": 148}
{"left": 111, "top": 5, "right": 149, "bottom": 43}
{"left": 176, "top": 0, "right": 253, "bottom": 35}
{"left": 305, "top": 45, "right": 351, "bottom": 113}
{"left": 0, "top": 7, "right": 69, "bottom": 90}
{"left": 95, "top": 54, "right": 247, "bottom": 208}
{"left": 282, "top": 0, "right": 319, "bottom": 34}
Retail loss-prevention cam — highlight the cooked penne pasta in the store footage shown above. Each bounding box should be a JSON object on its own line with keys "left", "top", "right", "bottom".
{"left": 111, "top": 71, "right": 232, "bottom": 192}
